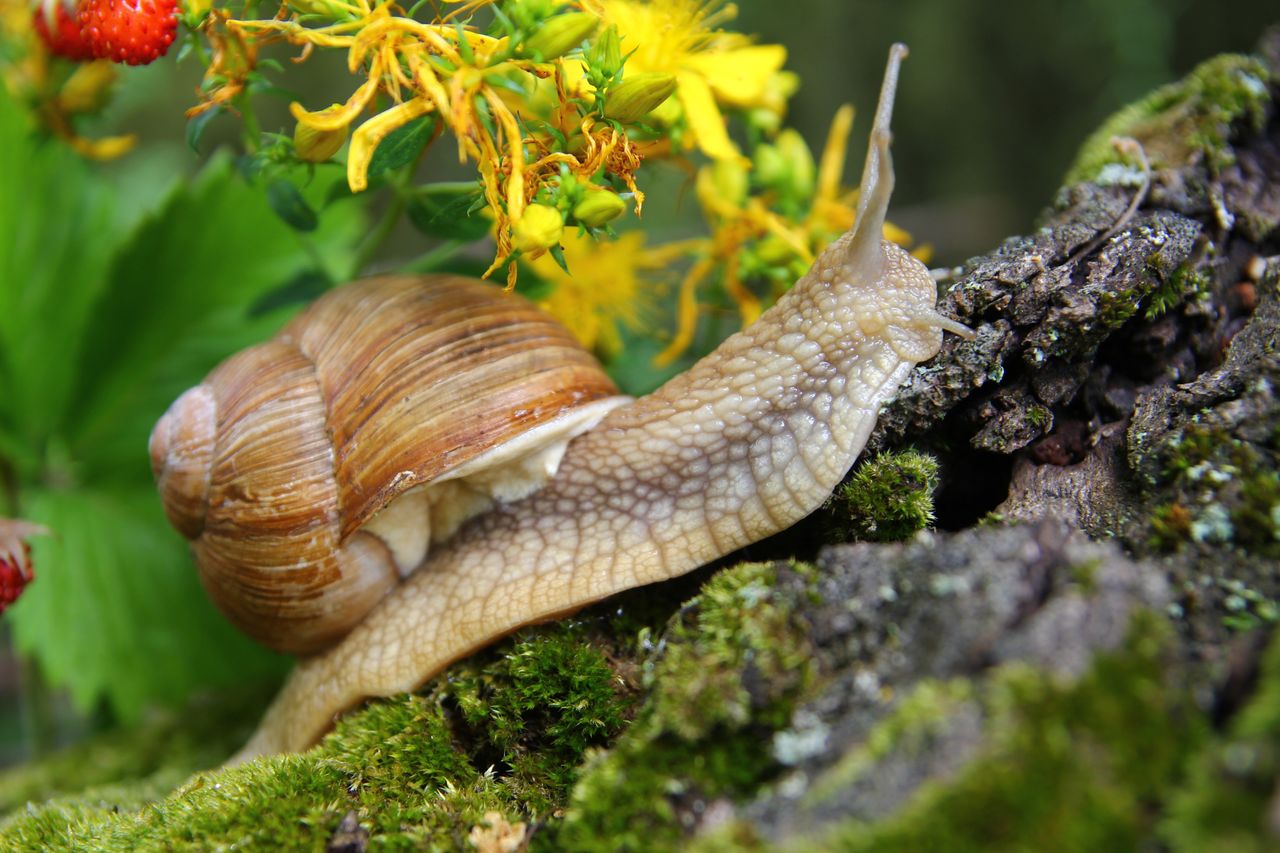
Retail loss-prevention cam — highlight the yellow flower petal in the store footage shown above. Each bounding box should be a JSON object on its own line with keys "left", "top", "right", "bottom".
{"left": 71, "top": 134, "right": 137, "bottom": 161}
{"left": 683, "top": 44, "right": 786, "bottom": 107}
{"left": 291, "top": 78, "right": 379, "bottom": 132}
{"left": 815, "top": 104, "right": 854, "bottom": 204}
{"left": 675, "top": 70, "right": 741, "bottom": 162}
{"left": 882, "top": 221, "right": 913, "bottom": 246}
{"left": 347, "top": 97, "right": 434, "bottom": 192}
{"left": 531, "top": 230, "right": 650, "bottom": 356}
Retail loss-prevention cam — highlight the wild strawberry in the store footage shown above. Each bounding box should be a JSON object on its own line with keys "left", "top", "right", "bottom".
{"left": 79, "top": 0, "right": 179, "bottom": 66}
{"left": 0, "top": 548, "right": 34, "bottom": 614}
{"left": 0, "top": 520, "right": 46, "bottom": 615}
{"left": 32, "top": 1, "right": 96, "bottom": 62}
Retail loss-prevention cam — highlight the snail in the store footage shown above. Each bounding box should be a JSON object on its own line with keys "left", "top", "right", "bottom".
{"left": 150, "top": 44, "right": 972, "bottom": 760}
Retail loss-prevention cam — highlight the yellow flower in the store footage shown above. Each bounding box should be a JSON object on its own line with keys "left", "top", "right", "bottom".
{"left": 530, "top": 230, "right": 668, "bottom": 355}
{"left": 584, "top": 0, "right": 786, "bottom": 161}
{"left": 512, "top": 203, "right": 565, "bottom": 253}
{"left": 572, "top": 189, "right": 628, "bottom": 226}
{"left": 293, "top": 104, "right": 349, "bottom": 162}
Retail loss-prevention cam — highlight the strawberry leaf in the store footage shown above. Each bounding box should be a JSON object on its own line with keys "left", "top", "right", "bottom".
{"left": 0, "top": 89, "right": 121, "bottom": 474}
{"left": 8, "top": 488, "right": 289, "bottom": 722}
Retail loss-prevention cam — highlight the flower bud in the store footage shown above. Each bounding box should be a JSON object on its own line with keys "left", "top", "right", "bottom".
{"left": 775, "top": 129, "right": 815, "bottom": 199}
{"left": 183, "top": 0, "right": 213, "bottom": 20}
{"left": 58, "top": 62, "right": 117, "bottom": 114}
{"left": 293, "top": 104, "right": 349, "bottom": 162}
{"left": 753, "top": 130, "right": 815, "bottom": 200}
{"left": 753, "top": 143, "right": 787, "bottom": 188}
{"left": 572, "top": 190, "right": 627, "bottom": 227}
{"left": 587, "top": 26, "right": 622, "bottom": 78}
{"left": 522, "top": 12, "right": 598, "bottom": 61}
{"left": 513, "top": 204, "right": 565, "bottom": 252}
{"left": 604, "top": 72, "right": 678, "bottom": 124}
{"left": 755, "top": 234, "right": 798, "bottom": 265}
{"left": 707, "top": 159, "right": 748, "bottom": 207}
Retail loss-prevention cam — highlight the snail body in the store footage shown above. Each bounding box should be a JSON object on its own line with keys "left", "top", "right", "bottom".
{"left": 151, "top": 45, "right": 971, "bottom": 759}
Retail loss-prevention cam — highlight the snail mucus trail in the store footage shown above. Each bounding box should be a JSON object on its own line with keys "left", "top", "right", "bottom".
{"left": 149, "top": 43, "right": 972, "bottom": 760}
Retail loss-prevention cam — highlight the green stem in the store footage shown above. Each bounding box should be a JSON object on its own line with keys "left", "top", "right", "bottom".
{"left": 237, "top": 94, "right": 262, "bottom": 154}
{"left": 349, "top": 129, "right": 442, "bottom": 277}
{"left": 296, "top": 234, "right": 330, "bottom": 281}
{"left": 18, "top": 657, "right": 56, "bottom": 758}
{"left": 0, "top": 456, "right": 17, "bottom": 518}
{"left": 397, "top": 239, "right": 463, "bottom": 274}
{"left": 350, "top": 188, "right": 407, "bottom": 277}
{"left": 191, "top": 33, "right": 210, "bottom": 66}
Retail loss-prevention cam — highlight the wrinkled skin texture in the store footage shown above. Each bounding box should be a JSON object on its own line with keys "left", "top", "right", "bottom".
{"left": 228, "top": 44, "right": 972, "bottom": 759}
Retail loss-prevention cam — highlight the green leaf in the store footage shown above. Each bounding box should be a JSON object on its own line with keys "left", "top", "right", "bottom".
{"left": 366, "top": 115, "right": 436, "bottom": 180}
{"left": 186, "top": 106, "right": 222, "bottom": 153}
{"left": 8, "top": 488, "right": 288, "bottom": 722}
{"left": 266, "top": 180, "right": 319, "bottom": 232}
{"left": 548, "top": 243, "right": 570, "bottom": 274}
{"left": 405, "top": 183, "right": 491, "bottom": 241}
{"left": 0, "top": 87, "right": 126, "bottom": 471}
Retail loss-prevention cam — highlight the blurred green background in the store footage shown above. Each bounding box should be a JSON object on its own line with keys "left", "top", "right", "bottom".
{"left": 0, "top": 0, "right": 1276, "bottom": 768}
{"left": 737, "top": 0, "right": 1276, "bottom": 260}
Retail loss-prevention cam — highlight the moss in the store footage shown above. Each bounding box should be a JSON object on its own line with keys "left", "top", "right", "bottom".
{"left": 546, "top": 561, "right": 819, "bottom": 852}
{"left": 1145, "top": 263, "right": 1213, "bottom": 320}
{"left": 825, "top": 450, "right": 940, "bottom": 543}
{"left": 451, "top": 631, "right": 631, "bottom": 810}
{"left": 1149, "top": 421, "right": 1280, "bottom": 558}
{"left": 0, "top": 622, "right": 639, "bottom": 850}
{"left": 788, "top": 611, "right": 1206, "bottom": 852}
{"left": 1065, "top": 53, "right": 1271, "bottom": 185}
{"left": 1024, "top": 405, "right": 1052, "bottom": 430}
{"left": 1163, "top": 628, "right": 1280, "bottom": 851}
{"left": 802, "top": 679, "right": 976, "bottom": 807}
{"left": 1070, "top": 558, "right": 1102, "bottom": 593}
{"left": 1149, "top": 502, "right": 1195, "bottom": 552}
{"left": 1216, "top": 579, "right": 1280, "bottom": 634}
{"left": 0, "top": 685, "right": 272, "bottom": 815}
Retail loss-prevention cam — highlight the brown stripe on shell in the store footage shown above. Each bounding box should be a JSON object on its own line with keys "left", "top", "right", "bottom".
{"left": 276, "top": 276, "right": 620, "bottom": 541}
{"left": 149, "top": 384, "right": 216, "bottom": 539}
{"left": 195, "top": 341, "right": 399, "bottom": 654}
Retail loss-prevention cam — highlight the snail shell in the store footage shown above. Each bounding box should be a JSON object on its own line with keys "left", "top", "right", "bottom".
{"left": 149, "top": 276, "right": 627, "bottom": 655}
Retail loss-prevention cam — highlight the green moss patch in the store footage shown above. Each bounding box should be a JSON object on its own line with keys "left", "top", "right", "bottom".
{"left": 0, "top": 622, "right": 640, "bottom": 850}
{"left": 786, "top": 611, "right": 1207, "bottom": 852}
{"left": 1148, "top": 420, "right": 1280, "bottom": 560}
{"left": 1164, "top": 628, "right": 1280, "bottom": 851}
{"left": 546, "top": 561, "right": 819, "bottom": 852}
{"left": 0, "top": 561, "right": 820, "bottom": 851}
{"left": 0, "top": 686, "right": 271, "bottom": 816}
{"left": 825, "top": 450, "right": 940, "bottom": 543}
{"left": 1065, "top": 53, "right": 1271, "bottom": 186}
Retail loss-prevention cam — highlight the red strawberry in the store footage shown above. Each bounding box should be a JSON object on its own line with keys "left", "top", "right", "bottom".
{"left": 0, "top": 520, "right": 45, "bottom": 615}
{"left": 32, "top": 2, "right": 96, "bottom": 62}
{"left": 79, "top": 0, "right": 179, "bottom": 66}
{"left": 0, "top": 546, "right": 34, "bottom": 614}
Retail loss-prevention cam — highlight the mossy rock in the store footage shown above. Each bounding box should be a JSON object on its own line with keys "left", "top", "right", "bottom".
{"left": 0, "top": 621, "right": 640, "bottom": 849}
